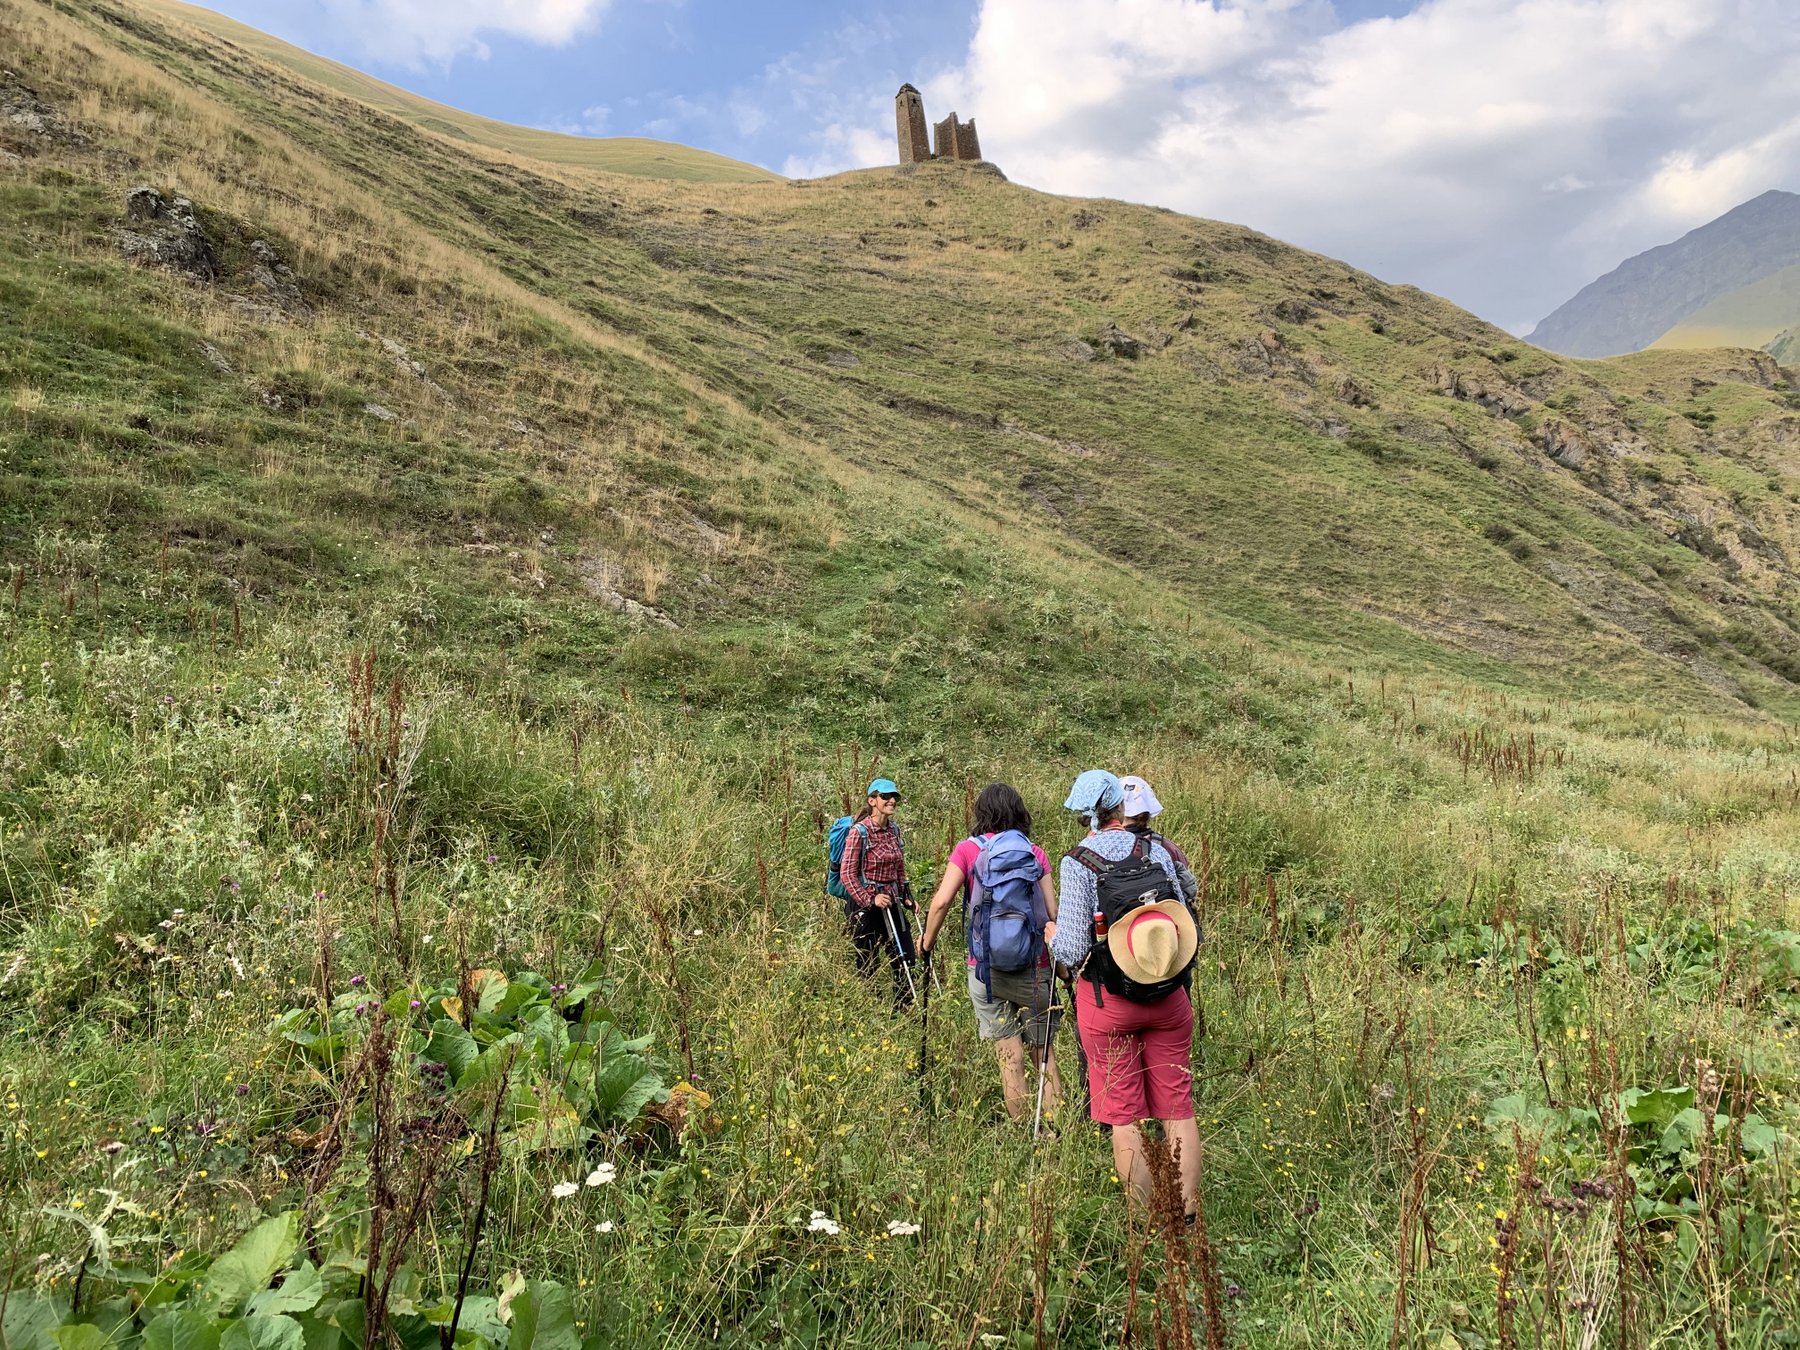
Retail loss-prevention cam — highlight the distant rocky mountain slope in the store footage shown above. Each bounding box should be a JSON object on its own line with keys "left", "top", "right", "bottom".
{"left": 6, "top": 0, "right": 1800, "bottom": 721}
{"left": 1529, "top": 189, "right": 1800, "bottom": 357}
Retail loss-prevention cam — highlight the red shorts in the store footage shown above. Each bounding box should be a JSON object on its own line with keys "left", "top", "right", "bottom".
{"left": 1075, "top": 979, "right": 1196, "bottom": 1126}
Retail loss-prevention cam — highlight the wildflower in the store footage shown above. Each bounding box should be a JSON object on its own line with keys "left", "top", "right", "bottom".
{"left": 886, "top": 1220, "right": 920, "bottom": 1236}
{"left": 486, "top": 854, "right": 498, "bottom": 864}
{"left": 551, "top": 1181, "right": 579, "bottom": 1199}
{"left": 233, "top": 1084, "right": 249, "bottom": 1097}
{"left": 595, "top": 1221, "right": 615, "bottom": 1234}
{"left": 349, "top": 974, "right": 366, "bottom": 988}
{"left": 1225, "top": 1281, "right": 1243, "bottom": 1299}
{"left": 806, "top": 1211, "right": 840, "bottom": 1235}
{"left": 409, "top": 999, "right": 422, "bottom": 1010}
{"left": 586, "top": 1163, "right": 616, "bottom": 1187}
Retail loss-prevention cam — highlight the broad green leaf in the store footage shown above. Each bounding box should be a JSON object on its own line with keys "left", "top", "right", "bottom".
{"left": 193, "top": 1213, "right": 299, "bottom": 1316}
{"left": 1741, "top": 1114, "right": 1781, "bottom": 1157}
{"left": 51, "top": 1325, "right": 110, "bottom": 1350}
{"left": 293, "top": 1317, "right": 339, "bottom": 1350}
{"left": 470, "top": 971, "right": 509, "bottom": 1015}
{"left": 5, "top": 1294, "right": 71, "bottom": 1350}
{"left": 142, "top": 1311, "right": 222, "bottom": 1350}
{"left": 381, "top": 989, "right": 415, "bottom": 1019}
{"left": 492, "top": 983, "right": 539, "bottom": 1020}
{"left": 456, "top": 1036, "right": 524, "bottom": 1094}
{"left": 424, "top": 1020, "right": 480, "bottom": 1084}
{"left": 248, "top": 1264, "right": 323, "bottom": 1317}
{"left": 507, "top": 1284, "right": 577, "bottom": 1350}
{"left": 524, "top": 1008, "right": 568, "bottom": 1063}
{"left": 444, "top": 1298, "right": 505, "bottom": 1348}
{"left": 219, "top": 1317, "right": 305, "bottom": 1350}
{"left": 594, "top": 1052, "right": 662, "bottom": 1124}
{"left": 1621, "top": 1086, "right": 1693, "bottom": 1129}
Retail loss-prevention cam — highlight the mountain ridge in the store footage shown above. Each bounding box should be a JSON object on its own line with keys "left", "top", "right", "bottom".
{"left": 1528, "top": 188, "right": 1800, "bottom": 357}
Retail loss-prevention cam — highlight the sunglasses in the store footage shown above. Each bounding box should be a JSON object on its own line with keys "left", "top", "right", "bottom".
{"left": 875, "top": 792, "right": 901, "bottom": 802}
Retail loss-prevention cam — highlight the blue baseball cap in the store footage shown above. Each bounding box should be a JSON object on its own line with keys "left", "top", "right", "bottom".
{"left": 868, "top": 778, "right": 900, "bottom": 796}
{"left": 1063, "top": 769, "right": 1123, "bottom": 820}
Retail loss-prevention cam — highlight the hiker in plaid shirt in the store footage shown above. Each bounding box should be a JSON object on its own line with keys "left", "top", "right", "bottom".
{"left": 839, "top": 777, "right": 916, "bottom": 1008}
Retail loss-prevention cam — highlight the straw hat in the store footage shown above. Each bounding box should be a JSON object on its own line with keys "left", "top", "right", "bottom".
{"left": 1106, "top": 901, "right": 1198, "bottom": 984}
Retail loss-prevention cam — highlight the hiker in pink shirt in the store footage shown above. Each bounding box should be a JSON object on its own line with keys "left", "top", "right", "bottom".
{"left": 920, "top": 782, "right": 1062, "bottom": 1122}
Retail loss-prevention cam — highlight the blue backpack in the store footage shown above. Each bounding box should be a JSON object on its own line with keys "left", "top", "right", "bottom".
{"left": 967, "top": 830, "right": 1046, "bottom": 994}
{"left": 826, "top": 816, "right": 860, "bottom": 900}
{"left": 829, "top": 816, "right": 905, "bottom": 901}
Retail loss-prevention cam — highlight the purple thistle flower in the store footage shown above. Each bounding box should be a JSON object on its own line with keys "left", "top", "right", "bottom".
{"left": 233, "top": 1083, "right": 249, "bottom": 1097}
{"left": 409, "top": 999, "right": 422, "bottom": 1010}
{"left": 349, "top": 974, "right": 365, "bottom": 988}
{"left": 485, "top": 853, "right": 498, "bottom": 864}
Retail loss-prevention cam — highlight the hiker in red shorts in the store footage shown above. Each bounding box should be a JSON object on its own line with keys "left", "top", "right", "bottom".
{"left": 1049, "top": 770, "right": 1202, "bottom": 1218}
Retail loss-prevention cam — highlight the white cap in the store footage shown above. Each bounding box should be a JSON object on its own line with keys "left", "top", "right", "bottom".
{"left": 1119, "top": 775, "right": 1163, "bottom": 818}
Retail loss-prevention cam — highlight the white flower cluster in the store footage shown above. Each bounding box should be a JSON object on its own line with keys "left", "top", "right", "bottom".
{"left": 806, "top": 1210, "right": 840, "bottom": 1235}
{"left": 551, "top": 1160, "right": 617, "bottom": 1200}
{"left": 886, "top": 1220, "right": 921, "bottom": 1236}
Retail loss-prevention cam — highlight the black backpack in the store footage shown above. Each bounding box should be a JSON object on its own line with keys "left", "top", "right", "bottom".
{"left": 1067, "top": 836, "right": 1195, "bottom": 1004}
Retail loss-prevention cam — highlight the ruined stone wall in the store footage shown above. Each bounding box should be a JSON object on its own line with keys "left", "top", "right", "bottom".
{"left": 932, "top": 112, "right": 982, "bottom": 161}
{"left": 954, "top": 118, "right": 981, "bottom": 161}
{"left": 895, "top": 85, "right": 930, "bottom": 164}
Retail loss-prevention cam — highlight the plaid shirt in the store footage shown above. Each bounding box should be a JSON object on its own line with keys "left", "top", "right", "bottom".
{"left": 838, "top": 819, "right": 907, "bottom": 908}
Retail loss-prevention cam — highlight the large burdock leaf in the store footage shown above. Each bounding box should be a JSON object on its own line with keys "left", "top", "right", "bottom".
{"left": 220, "top": 1316, "right": 306, "bottom": 1350}
{"left": 50, "top": 1326, "right": 110, "bottom": 1350}
{"left": 3, "top": 1291, "right": 68, "bottom": 1350}
{"left": 193, "top": 1213, "right": 299, "bottom": 1316}
{"left": 507, "top": 1283, "right": 578, "bottom": 1350}
{"left": 144, "top": 1310, "right": 223, "bottom": 1350}
{"left": 247, "top": 1263, "right": 323, "bottom": 1317}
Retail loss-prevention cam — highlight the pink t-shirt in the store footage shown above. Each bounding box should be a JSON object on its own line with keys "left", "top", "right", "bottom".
{"left": 950, "top": 833, "right": 1053, "bottom": 968}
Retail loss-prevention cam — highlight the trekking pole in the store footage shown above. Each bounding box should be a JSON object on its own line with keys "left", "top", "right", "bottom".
{"left": 882, "top": 906, "right": 919, "bottom": 1004}
{"left": 1031, "top": 989, "right": 1054, "bottom": 1140}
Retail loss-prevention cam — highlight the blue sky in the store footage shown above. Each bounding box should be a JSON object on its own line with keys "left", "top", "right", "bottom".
{"left": 187, "top": 0, "right": 1800, "bottom": 333}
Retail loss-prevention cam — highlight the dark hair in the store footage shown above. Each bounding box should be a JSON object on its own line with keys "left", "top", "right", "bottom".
{"left": 1094, "top": 801, "right": 1126, "bottom": 827}
{"left": 972, "top": 782, "right": 1032, "bottom": 837}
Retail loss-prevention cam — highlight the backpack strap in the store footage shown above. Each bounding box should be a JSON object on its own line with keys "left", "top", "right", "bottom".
{"left": 1066, "top": 843, "right": 1110, "bottom": 875}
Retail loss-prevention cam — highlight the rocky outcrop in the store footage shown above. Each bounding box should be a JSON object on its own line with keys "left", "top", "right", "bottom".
{"left": 1432, "top": 364, "right": 1529, "bottom": 418}
{"left": 1098, "top": 323, "right": 1142, "bottom": 359}
{"left": 116, "top": 186, "right": 217, "bottom": 279}
{"left": 1, "top": 68, "right": 86, "bottom": 153}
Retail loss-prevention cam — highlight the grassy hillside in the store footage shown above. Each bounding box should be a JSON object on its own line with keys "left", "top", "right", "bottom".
{"left": 6, "top": 1, "right": 1800, "bottom": 1347}
{"left": 130, "top": 0, "right": 779, "bottom": 184}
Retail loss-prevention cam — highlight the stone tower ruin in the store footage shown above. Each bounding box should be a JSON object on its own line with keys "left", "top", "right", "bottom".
{"left": 895, "top": 84, "right": 930, "bottom": 164}
{"left": 895, "top": 84, "right": 982, "bottom": 164}
{"left": 932, "top": 113, "right": 981, "bottom": 162}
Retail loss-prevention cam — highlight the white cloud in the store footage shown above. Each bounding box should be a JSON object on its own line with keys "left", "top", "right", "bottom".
{"left": 801, "top": 0, "right": 1800, "bottom": 333}
{"left": 312, "top": 0, "right": 612, "bottom": 68}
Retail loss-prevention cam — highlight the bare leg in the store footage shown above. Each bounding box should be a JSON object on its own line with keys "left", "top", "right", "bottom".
{"left": 994, "top": 1035, "right": 1030, "bottom": 1120}
{"left": 1165, "top": 1116, "right": 1202, "bottom": 1215}
{"left": 1110, "top": 1123, "right": 1153, "bottom": 1209}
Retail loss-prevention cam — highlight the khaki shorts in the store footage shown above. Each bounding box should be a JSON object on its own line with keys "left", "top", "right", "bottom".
{"left": 967, "top": 966, "right": 1061, "bottom": 1048}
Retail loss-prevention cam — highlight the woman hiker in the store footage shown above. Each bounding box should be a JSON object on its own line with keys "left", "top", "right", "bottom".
{"left": 1051, "top": 770, "right": 1202, "bottom": 1219}
{"left": 838, "top": 777, "right": 917, "bottom": 1009}
{"left": 1120, "top": 774, "right": 1201, "bottom": 903}
{"left": 919, "top": 782, "right": 1062, "bottom": 1124}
